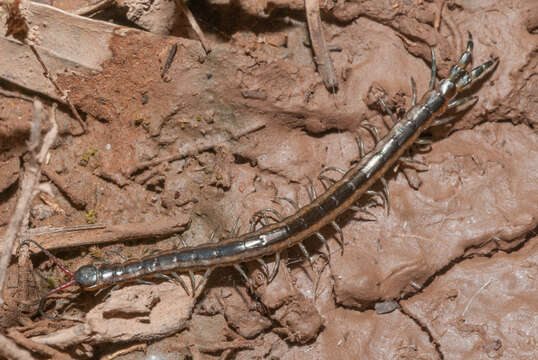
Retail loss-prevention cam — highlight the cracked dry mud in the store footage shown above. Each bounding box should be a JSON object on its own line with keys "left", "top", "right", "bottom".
{"left": 0, "top": 0, "right": 536, "bottom": 359}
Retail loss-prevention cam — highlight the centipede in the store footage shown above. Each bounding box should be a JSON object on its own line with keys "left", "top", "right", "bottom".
{"left": 25, "top": 33, "right": 498, "bottom": 320}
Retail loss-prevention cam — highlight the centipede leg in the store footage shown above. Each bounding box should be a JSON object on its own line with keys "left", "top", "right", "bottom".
{"left": 209, "top": 228, "right": 218, "bottom": 243}
{"left": 432, "top": 57, "right": 497, "bottom": 127}
{"left": 350, "top": 205, "right": 377, "bottom": 221}
{"left": 331, "top": 221, "right": 344, "bottom": 254}
{"left": 136, "top": 279, "right": 154, "bottom": 285}
{"left": 195, "top": 268, "right": 212, "bottom": 292}
{"left": 399, "top": 157, "right": 428, "bottom": 188}
{"left": 257, "top": 258, "right": 270, "bottom": 278}
{"left": 171, "top": 271, "right": 191, "bottom": 296}
{"left": 319, "top": 176, "right": 334, "bottom": 190}
{"left": 297, "top": 242, "right": 314, "bottom": 271}
{"left": 188, "top": 270, "right": 196, "bottom": 295}
{"left": 355, "top": 131, "right": 365, "bottom": 158}
{"left": 378, "top": 97, "right": 397, "bottom": 127}
{"left": 268, "top": 252, "right": 281, "bottom": 282}
{"left": 399, "top": 156, "right": 429, "bottom": 170}
{"left": 107, "top": 249, "right": 130, "bottom": 262}
{"left": 431, "top": 115, "right": 458, "bottom": 128}
{"left": 429, "top": 48, "right": 437, "bottom": 90}
{"left": 410, "top": 77, "right": 417, "bottom": 106}
{"left": 229, "top": 217, "right": 240, "bottom": 237}
{"left": 361, "top": 123, "right": 380, "bottom": 144}
{"left": 447, "top": 95, "right": 478, "bottom": 109}
{"left": 276, "top": 196, "right": 300, "bottom": 211}
{"left": 415, "top": 137, "right": 433, "bottom": 145}
{"left": 319, "top": 167, "right": 346, "bottom": 177}
{"left": 318, "top": 167, "right": 345, "bottom": 190}
{"left": 366, "top": 189, "right": 387, "bottom": 211}
{"left": 176, "top": 234, "right": 189, "bottom": 248}
{"left": 305, "top": 176, "right": 317, "bottom": 201}
{"left": 153, "top": 273, "right": 171, "bottom": 281}
{"left": 380, "top": 177, "right": 390, "bottom": 216}
{"left": 233, "top": 264, "right": 253, "bottom": 290}
{"left": 315, "top": 232, "right": 331, "bottom": 261}
{"left": 250, "top": 208, "right": 282, "bottom": 232}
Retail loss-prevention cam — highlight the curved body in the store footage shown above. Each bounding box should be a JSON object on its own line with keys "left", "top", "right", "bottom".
{"left": 77, "top": 89, "right": 450, "bottom": 290}
{"left": 60, "top": 36, "right": 497, "bottom": 295}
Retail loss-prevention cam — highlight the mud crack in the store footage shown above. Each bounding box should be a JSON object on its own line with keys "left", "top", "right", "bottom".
{"left": 398, "top": 304, "right": 445, "bottom": 360}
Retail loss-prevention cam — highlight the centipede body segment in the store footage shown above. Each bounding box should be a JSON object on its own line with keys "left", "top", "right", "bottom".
{"left": 28, "top": 34, "right": 498, "bottom": 320}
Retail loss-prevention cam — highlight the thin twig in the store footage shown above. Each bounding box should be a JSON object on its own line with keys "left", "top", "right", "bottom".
{"left": 0, "top": 100, "right": 58, "bottom": 306}
{"left": 101, "top": 343, "right": 146, "bottom": 360}
{"left": 24, "top": 224, "right": 106, "bottom": 236}
{"left": 434, "top": 0, "right": 446, "bottom": 30}
{"left": 174, "top": 0, "right": 210, "bottom": 54}
{"left": 0, "top": 88, "right": 33, "bottom": 102}
{"left": 461, "top": 278, "right": 493, "bottom": 317}
{"left": 304, "top": 0, "right": 338, "bottom": 92}
{"left": 73, "top": 0, "right": 115, "bottom": 16}
{"left": 0, "top": 334, "right": 33, "bottom": 360}
{"left": 7, "top": 328, "right": 72, "bottom": 360}
{"left": 41, "top": 164, "right": 88, "bottom": 209}
{"left": 29, "top": 45, "right": 86, "bottom": 133}
{"left": 161, "top": 43, "right": 178, "bottom": 78}
{"left": 19, "top": 216, "right": 191, "bottom": 254}
{"left": 126, "top": 121, "right": 264, "bottom": 176}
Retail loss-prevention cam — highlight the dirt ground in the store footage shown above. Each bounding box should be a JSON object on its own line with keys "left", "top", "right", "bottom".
{"left": 0, "top": 0, "right": 537, "bottom": 359}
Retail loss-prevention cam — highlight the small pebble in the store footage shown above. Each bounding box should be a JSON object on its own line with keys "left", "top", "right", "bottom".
{"left": 375, "top": 300, "right": 399, "bottom": 314}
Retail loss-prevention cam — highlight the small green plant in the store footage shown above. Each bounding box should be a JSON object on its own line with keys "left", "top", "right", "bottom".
{"left": 85, "top": 209, "right": 97, "bottom": 224}
{"left": 79, "top": 148, "right": 97, "bottom": 166}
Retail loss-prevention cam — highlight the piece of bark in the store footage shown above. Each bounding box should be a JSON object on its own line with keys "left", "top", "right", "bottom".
{"left": 18, "top": 215, "right": 190, "bottom": 254}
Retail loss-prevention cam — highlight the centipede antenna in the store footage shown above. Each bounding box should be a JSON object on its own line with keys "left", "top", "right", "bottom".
{"left": 39, "top": 279, "right": 77, "bottom": 320}
{"left": 18, "top": 239, "right": 77, "bottom": 320}
{"left": 19, "top": 239, "right": 74, "bottom": 277}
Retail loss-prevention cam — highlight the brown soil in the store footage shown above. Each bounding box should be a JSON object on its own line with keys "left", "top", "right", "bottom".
{"left": 0, "top": 0, "right": 536, "bottom": 359}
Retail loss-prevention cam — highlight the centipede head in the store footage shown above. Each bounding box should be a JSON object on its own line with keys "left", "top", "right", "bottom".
{"left": 19, "top": 239, "right": 77, "bottom": 320}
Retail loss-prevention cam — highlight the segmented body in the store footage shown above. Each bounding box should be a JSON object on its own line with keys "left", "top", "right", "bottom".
{"left": 36, "top": 35, "right": 497, "bottom": 308}
{"left": 76, "top": 89, "right": 455, "bottom": 290}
